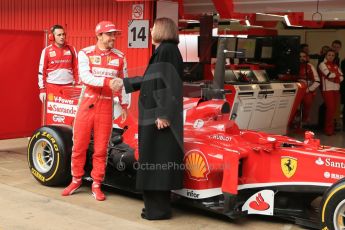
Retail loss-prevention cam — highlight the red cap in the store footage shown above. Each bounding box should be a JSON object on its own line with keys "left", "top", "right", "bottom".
{"left": 95, "top": 21, "right": 120, "bottom": 34}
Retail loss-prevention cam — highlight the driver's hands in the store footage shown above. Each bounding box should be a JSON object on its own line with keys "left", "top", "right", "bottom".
{"left": 110, "top": 78, "right": 123, "bottom": 92}
{"left": 39, "top": 92, "right": 46, "bottom": 102}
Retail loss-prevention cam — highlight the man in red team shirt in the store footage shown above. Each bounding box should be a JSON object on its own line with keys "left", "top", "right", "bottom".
{"left": 62, "top": 21, "right": 128, "bottom": 201}
{"left": 38, "top": 24, "right": 78, "bottom": 102}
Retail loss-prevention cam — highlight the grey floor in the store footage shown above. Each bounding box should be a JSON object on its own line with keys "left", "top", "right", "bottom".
{"left": 1, "top": 128, "right": 343, "bottom": 230}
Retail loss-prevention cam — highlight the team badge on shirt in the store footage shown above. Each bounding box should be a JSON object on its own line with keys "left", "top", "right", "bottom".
{"left": 90, "top": 55, "right": 101, "bottom": 65}
{"left": 64, "top": 50, "right": 71, "bottom": 55}
{"left": 108, "top": 58, "right": 119, "bottom": 66}
{"left": 49, "top": 51, "right": 56, "bottom": 57}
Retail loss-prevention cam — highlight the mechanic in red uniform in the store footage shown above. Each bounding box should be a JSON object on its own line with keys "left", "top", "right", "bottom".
{"left": 319, "top": 49, "right": 344, "bottom": 135}
{"left": 62, "top": 21, "right": 128, "bottom": 201}
{"left": 298, "top": 51, "right": 320, "bottom": 124}
{"left": 38, "top": 24, "right": 78, "bottom": 102}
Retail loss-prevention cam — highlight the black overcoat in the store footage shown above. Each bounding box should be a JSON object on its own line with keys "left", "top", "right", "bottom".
{"left": 123, "top": 41, "right": 184, "bottom": 190}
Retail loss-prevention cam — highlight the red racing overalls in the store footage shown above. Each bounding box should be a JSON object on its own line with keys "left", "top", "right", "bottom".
{"left": 319, "top": 60, "right": 344, "bottom": 135}
{"left": 71, "top": 45, "right": 129, "bottom": 182}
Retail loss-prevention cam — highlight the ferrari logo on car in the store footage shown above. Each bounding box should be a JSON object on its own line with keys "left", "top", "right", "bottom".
{"left": 281, "top": 157, "right": 297, "bottom": 178}
{"left": 184, "top": 150, "right": 210, "bottom": 181}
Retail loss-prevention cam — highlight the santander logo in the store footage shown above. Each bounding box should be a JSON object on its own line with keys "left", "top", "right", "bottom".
{"left": 242, "top": 190, "right": 274, "bottom": 216}
{"left": 249, "top": 193, "right": 270, "bottom": 211}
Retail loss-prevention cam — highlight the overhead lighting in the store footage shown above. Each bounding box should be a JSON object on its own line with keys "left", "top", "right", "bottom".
{"left": 219, "top": 34, "right": 235, "bottom": 37}
{"left": 236, "top": 35, "right": 248, "bottom": 38}
{"left": 245, "top": 19, "right": 263, "bottom": 28}
{"left": 283, "top": 15, "right": 303, "bottom": 27}
{"left": 256, "top": 12, "right": 285, "bottom": 18}
{"left": 256, "top": 13, "right": 302, "bottom": 27}
{"left": 179, "top": 19, "right": 200, "bottom": 24}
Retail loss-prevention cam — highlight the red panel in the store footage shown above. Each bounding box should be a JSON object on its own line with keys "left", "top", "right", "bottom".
{"left": 0, "top": 30, "right": 44, "bottom": 139}
{"left": 212, "top": 0, "right": 234, "bottom": 18}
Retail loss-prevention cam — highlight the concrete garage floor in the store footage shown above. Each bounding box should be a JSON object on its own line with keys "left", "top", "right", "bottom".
{"left": 1, "top": 131, "right": 344, "bottom": 230}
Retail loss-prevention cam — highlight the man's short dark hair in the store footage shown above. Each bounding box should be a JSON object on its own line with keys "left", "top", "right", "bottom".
{"left": 50, "top": 24, "right": 64, "bottom": 34}
{"left": 332, "top": 40, "right": 342, "bottom": 47}
{"left": 300, "top": 43, "right": 309, "bottom": 50}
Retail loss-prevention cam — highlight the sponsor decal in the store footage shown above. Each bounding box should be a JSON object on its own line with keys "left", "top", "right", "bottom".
{"left": 51, "top": 59, "right": 71, "bottom": 64}
{"left": 90, "top": 55, "right": 101, "bottom": 65}
{"left": 316, "top": 157, "right": 345, "bottom": 169}
{"left": 92, "top": 67, "right": 117, "bottom": 78}
{"left": 193, "top": 119, "right": 204, "bottom": 129}
{"left": 208, "top": 134, "right": 231, "bottom": 142}
{"left": 172, "top": 188, "right": 222, "bottom": 199}
{"left": 242, "top": 190, "right": 274, "bottom": 215}
{"left": 325, "top": 158, "right": 345, "bottom": 169}
{"left": 31, "top": 168, "right": 45, "bottom": 182}
{"left": 53, "top": 96, "right": 74, "bottom": 105}
{"left": 184, "top": 150, "right": 210, "bottom": 181}
{"left": 324, "top": 171, "right": 345, "bottom": 180}
{"left": 186, "top": 190, "right": 200, "bottom": 199}
{"left": 281, "top": 156, "right": 297, "bottom": 178}
{"left": 315, "top": 157, "right": 324, "bottom": 165}
{"left": 41, "top": 131, "right": 59, "bottom": 151}
{"left": 108, "top": 58, "right": 119, "bottom": 66}
{"left": 49, "top": 51, "right": 56, "bottom": 57}
{"left": 249, "top": 193, "right": 269, "bottom": 211}
{"left": 64, "top": 50, "right": 71, "bottom": 55}
{"left": 48, "top": 93, "right": 54, "bottom": 101}
{"left": 47, "top": 102, "right": 77, "bottom": 117}
{"left": 52, "top": 115, "right": 65, "bottom": 123}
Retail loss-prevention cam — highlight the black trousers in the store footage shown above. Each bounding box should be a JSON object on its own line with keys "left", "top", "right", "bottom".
{"left": 142, "top": 190, "right": 171, "bottom": 220}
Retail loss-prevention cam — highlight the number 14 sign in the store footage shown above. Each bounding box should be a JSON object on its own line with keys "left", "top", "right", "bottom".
{"left": 128, "top": 20, "right": 149, "bottom": 48}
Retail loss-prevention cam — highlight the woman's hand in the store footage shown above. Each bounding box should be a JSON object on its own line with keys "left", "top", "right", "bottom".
{"left": 155, "top": 118, "right": 170, "bottom": 130}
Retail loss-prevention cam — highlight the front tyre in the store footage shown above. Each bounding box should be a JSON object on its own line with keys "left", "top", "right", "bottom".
{"left": 27, "top": 126, "right": 73, "bottom": 186}
{"left": 320, "top": 179, "right": 345, "bottom": 230}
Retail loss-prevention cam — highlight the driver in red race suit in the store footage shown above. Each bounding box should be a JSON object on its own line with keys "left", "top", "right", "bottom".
{"left": 62, "top": 21, "right": 129, "bottom": 201}
{"left": 38, "top": 24, "right": 79, "bottom": 102}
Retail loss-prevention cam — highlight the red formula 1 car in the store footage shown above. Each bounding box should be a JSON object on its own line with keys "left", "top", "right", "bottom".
{"left": 28, "top": 83, "right": 345, "bottom": 230}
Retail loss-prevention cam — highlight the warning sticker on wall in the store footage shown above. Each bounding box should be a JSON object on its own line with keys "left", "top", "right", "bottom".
{"left": 132, "top": 4, "right": 144, "bottom": 20}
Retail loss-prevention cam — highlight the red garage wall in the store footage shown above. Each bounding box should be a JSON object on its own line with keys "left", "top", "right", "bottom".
{"left": 0, "top": 30, "right": 44, "bottom": 139}
{"left": 0, "top": 0, "right": 155, "bottom": 138}
{"left": 0, "top": 0, "right": 154, "bottom": 76}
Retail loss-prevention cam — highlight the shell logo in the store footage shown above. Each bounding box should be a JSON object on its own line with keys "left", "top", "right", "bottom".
{"left": 47, "top": 93, "right": 54, "bottom": 101}
{"left": 184, "top": 150, "right": 210, "bottom": 181}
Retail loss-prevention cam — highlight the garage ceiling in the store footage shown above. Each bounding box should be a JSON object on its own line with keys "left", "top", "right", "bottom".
{"left": 182, "top": 0, "right": 345, "bottom": 23}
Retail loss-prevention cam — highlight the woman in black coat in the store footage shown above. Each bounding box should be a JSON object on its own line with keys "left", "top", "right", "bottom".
{"left": 123, "top": 17, "right": 184, "bottom": 220}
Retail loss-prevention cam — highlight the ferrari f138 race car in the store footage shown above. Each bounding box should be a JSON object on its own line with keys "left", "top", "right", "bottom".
{"left": 28, "top": 39, "right": 345, "bottom": 230}
{"left": 27, "top": 81, "right": 345, "bottom": 230}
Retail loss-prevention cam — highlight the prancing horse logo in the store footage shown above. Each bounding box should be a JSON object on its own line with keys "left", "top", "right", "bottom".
{"left": 281, "top": 156, "right": 298, "bottom": 178}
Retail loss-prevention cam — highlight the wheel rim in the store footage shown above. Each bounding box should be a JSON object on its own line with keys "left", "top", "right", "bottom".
{"left": 32, "top": 139, "right": 55, "bottom": 173}
{"left": 333, "top": 199, "right": 345, "bottom": 230}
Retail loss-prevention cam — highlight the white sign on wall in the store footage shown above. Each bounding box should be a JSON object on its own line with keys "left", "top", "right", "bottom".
{"left": 128, "top": 20, "right": 149, "bottom": 48}
{"left": 132, "top": 4, "right": 144, "bottom": 19}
